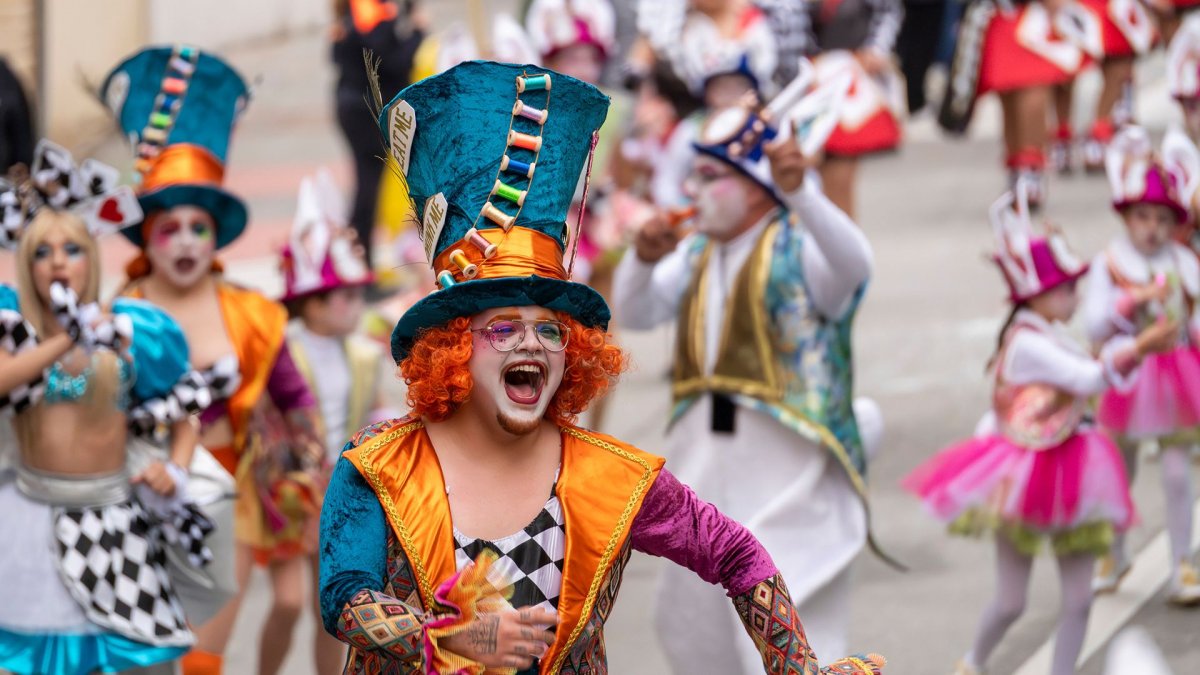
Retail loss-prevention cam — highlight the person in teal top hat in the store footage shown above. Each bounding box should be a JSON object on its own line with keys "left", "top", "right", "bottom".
{"left": 0, "top": 140, "right": 222, "bottom": 675}
{"left": 101, "top": 44, "right": 249, "bottom": 249}
{"left": 317, "top": 60, "right": 887, "bottom": 675}
{"left": 101, "top": 45, "right": 324, "bottom": 675}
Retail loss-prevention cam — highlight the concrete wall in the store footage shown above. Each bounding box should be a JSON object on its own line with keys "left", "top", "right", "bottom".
{"left": 146, "top": 0, "right": 331, "bottom": 49}
{"left": 41, "top": 0, "right": 149, "bottom": 147}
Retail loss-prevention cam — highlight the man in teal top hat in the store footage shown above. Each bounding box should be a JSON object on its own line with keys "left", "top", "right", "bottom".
{"left": 317, "top": 60, "right": 886, "bottom": 674}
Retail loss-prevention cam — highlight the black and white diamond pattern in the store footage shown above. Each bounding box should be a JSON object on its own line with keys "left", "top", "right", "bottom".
{"left": 454, "top": 495, "right": 565, "bottom": 613}
{"left": 127, "top": 355, "right": 240, "bottom": 441}
{"left": 54, "top": 500, "right": 194, "bottom": 647}
{"left": 0, "top": 309, "right": 45, "bottom": 414}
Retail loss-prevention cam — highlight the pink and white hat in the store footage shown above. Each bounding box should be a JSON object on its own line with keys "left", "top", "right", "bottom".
{"left": 280, "top": 170, "right": 372, "bottom": 302}
{"left": 991, "top": 178, "right": 1088, "bottom": 303}
{"left": 1106, "top": 126, "right": 1190, "bottom": 224}
{"left": 525, "top": 0, "right": 616, "bottom": 60}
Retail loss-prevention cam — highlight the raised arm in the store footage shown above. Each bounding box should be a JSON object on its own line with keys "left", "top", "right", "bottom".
{"left": 783, "top": 181, "right": 873, "bottom": 319}
{"left": 612, "top": 224, "right": 694, "bottom": 330}
{"left": 631, "top": 469, "right": 885, "bottom": 674}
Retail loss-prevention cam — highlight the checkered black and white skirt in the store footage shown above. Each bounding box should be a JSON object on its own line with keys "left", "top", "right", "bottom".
{"left": 0, "top": 470, "right": 213, "bottom": 650}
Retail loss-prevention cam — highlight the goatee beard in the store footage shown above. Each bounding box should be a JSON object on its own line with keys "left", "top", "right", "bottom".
{"left": 497, "top": 411, "right": 541, "bottom": 436}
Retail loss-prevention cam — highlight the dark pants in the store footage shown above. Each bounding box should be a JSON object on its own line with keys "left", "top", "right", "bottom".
{"left": 896, "top": 0, "right": 948, "bottom": 113}
{"left": 336, "top": 97, "right": 386, "bottom": 267}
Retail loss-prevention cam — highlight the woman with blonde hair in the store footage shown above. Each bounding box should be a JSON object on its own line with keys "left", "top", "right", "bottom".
{"left": 0, "top": 142, "right": 219, "bottom": 674}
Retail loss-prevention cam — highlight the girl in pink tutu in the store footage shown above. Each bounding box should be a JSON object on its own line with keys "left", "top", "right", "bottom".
{"left": 904, "top": 181, "right": 1176, "bottom": 675}
{"left": 1083, "top": 126, "right": 1200, "bottom": 605}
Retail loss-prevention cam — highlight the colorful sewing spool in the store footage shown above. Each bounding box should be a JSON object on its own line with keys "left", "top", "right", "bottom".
{"left": 143, "top": 127, "right": 168, "bottom": 144}
{"left": 480, "top": 202, "right": 516, "bottom": 230}
{"left": 437, "top": 270, "right": 457, "bottom": 289}
{"left": 513, "top": 101, "right": 548, "bottom": 125}
{"left": 516, "top": 73, "right": 552, "bottom": 93}
{"left": 162, "top": 77, "right": 187, "bottom": 96}
{"left": 500, "top": 155, "right": 535, "bottom": 179}
{"left": 448, "top": 249, "right": 479, "bottom": 279}
{"left": 492, "top": 180, "right": 527, "bottom": 207}
{"left": 169, "top": 56, "right": 196, "bottom": 76}
{"left": 466, "top": 228, "right": 498, "bottom": 259}
{"left": 508, "top": 130, "right": 543, "bottom": 153}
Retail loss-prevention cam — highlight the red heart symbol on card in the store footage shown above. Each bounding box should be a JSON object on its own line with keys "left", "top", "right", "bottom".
{"left": 98, "top": 197, "right": 124, "bottom": 223}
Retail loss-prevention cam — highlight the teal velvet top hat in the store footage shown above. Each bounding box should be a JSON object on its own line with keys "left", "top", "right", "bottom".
{"left": 101, "top": 45, "right": 250, "bottom": 249}
{"left": 377, "top": 60, "right": 610, "bottom": 362}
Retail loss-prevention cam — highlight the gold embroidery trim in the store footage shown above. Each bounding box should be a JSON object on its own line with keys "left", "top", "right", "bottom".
{"left": 550, "top": 428, "right": 655, "bottom": 673}
{"left": 355, "top": 421, "right": 440, "bottom": 607}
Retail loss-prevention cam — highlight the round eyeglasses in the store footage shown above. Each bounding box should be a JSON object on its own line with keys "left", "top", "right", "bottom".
{"left": 472, "top": 319, "right": 571, "bottom": 352}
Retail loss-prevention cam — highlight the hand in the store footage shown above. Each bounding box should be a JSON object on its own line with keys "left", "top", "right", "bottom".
{"left": 1131, "top": 282, "right": 1170, "bottom": 306}
{"left": 633, "top": 212, "right": 682, "bottom": 263}
{"left": 764, "top": 133, "right": 816, "bottom": 195}
{"left": 49, "top": 282, "right": 83, "bottom": 342}
{"left": 854, "top": 48, "right": 890, "bottom": 76}
{"left": 442, "top": 606, "right": 557, "bottom": 670}
{"left": 1134, "top": 318, "right": 1179, "bottom": 356}
{"left": 133, "top": 460, "right": 185, "bottom": 497}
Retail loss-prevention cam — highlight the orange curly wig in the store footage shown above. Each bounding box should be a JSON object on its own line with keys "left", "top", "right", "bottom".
{"left": 399, "top": 313, "right": 627, "bottom": 423}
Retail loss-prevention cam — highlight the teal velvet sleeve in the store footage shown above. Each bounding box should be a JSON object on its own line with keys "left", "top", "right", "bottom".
{"left": 319, "top": 456, "right": 388, "bottom": 635}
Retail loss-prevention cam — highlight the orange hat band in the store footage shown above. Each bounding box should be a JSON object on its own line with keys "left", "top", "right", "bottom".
{"left": 433, "top": 226, "right": 565, "bottom": 283}
{"left": 140, "top": 143, "right": 225, "bottom": 192}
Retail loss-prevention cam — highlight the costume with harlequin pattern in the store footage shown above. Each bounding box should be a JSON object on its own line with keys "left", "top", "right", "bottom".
{"left": 0, "top": 142, "right": 224, "bottom": 675}
{"left": 317, "top": 60, "right": 886, "bottom": 675}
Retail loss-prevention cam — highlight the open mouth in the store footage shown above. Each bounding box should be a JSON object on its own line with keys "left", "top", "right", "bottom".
{"left": 174, "top": 256, "right": 198, "bottom": 275}
{"left": 503, "top": 362, "right": 547, "bottom": 405}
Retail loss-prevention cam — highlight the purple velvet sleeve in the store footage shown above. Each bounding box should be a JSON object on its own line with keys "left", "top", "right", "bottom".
{"left": 268, "top": 342, "right": 317, "bottom": 413}
{"left": 630, "top": 469, "right": 779, "bottom": 598}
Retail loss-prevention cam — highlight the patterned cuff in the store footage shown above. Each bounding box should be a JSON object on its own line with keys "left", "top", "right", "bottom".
{"left": 733, "top": 573, "right": 886, "bottom": 675}
{"left": 338, "top": 588, "right": 428, "bottom": 666}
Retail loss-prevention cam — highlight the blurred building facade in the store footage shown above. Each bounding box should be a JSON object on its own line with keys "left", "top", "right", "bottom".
{"left": 0, "top": 0, "right": 329, "bottom": 149}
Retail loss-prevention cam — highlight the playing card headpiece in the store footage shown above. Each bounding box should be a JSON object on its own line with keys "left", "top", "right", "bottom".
{"left": 525, "top": 0, "right": 616, "bottom": 60}
{"left": 990, "top": 177, "right": 1088, "bottom": 303}
{"left": 1168, "top": 14, "right": 1200, "bottom": 100}
{"left": 693, "top": 58, "right": 851, "bottom": 204}
{"left": 1106, "top": 125, "right": 1190, "bottom": 225}
{"left": 280, "top": 169, "right": 373, "bottom": 302}
{"left": 639, "top": 0, "right": 778, "bottom": 97}
{"left": 374, "top": 61, "right": 609, "bottom": 362}
{"left": 100, "top": 45, "right": 250, "bottom": 249}
{"left": 0, "top": 139, "right": 142, "bottom": 250}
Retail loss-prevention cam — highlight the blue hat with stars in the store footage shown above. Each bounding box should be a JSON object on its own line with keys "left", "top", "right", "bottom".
{"left": 378, "top": 61, "right": 610, "bottom": 362}
{"left": 101, "top": 45, "right": 250, "bottom": 249}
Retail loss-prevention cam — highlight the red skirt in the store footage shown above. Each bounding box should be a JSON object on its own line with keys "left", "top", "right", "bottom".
{"left": 1076, "top": 0, "right": 1156, "bottom": 58}
{"left": 816, "top": 51, "right": 904, "bottom": 157}
{"left": 978, "top": 3, "right": 1084, "bottom": 95}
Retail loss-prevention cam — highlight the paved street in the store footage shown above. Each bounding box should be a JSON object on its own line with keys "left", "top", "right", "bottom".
{"left": 36, "top": 22, "right": 1199, "bottom": 675}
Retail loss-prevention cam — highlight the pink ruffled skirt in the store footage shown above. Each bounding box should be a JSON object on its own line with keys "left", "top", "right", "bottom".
{"left": 1098, "top": 346, "right": 1200, "bottom": 441}
{"left": 903, "top": 429, "right": 1135, "bottom": 545}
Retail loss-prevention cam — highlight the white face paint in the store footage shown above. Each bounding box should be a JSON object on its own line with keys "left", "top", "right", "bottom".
{"left": 688, "top": 157, "right": 750, "bottom": 240}
{"left": 145, "top": 206, "right": 217, "bottom": 290}
{"left": 467, "top": 306, "right": 568, "bottom": 436}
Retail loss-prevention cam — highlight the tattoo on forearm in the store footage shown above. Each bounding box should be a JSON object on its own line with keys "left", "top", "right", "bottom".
{"left": 468, "top": 615, "right": 500, "bottom": 654}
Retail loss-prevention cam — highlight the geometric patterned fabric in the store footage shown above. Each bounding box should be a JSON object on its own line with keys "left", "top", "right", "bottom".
{"left": 0, "top": 309, "right": 44, "bottom": 415}
{"left": 54, "top": 501, "right": 195, "bottom": 647}
{"left": 732, "top": 572, "right": 886, "bottom": 674}
{"left": 453, "top": 490, "right": 565, "bottom": 614}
